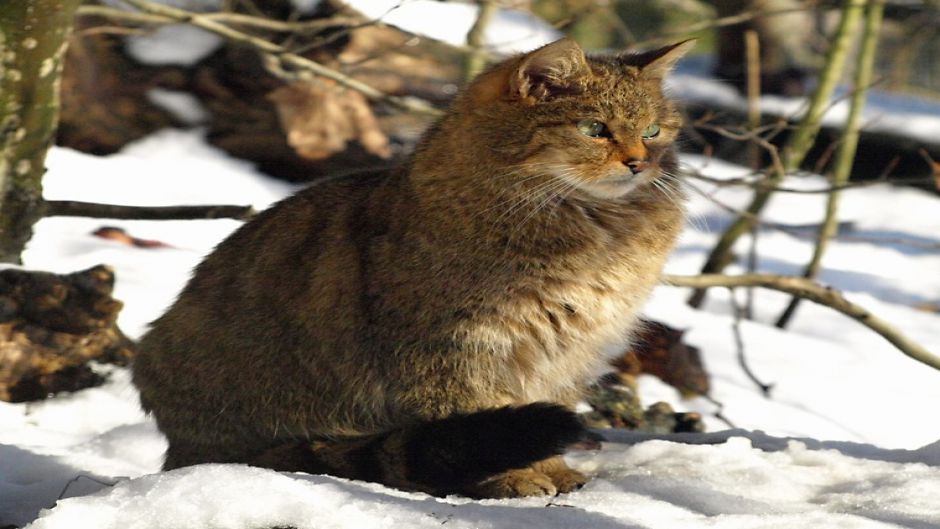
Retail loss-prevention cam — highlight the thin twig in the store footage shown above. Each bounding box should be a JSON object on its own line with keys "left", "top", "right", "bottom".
{"left": 77, "top": 4, "right": 170, "bottom": 25}
{"left": 79, "top": 5, "right": 363, "bottom": 34}
{"left": 690, "top": 121, "right": 787, "bottom": 192}
{"left": 744, "top": 30, "right": 761, "bottom": 318}
{"left": 726, "top": 287, "right": 774, "bottom": 396}
{"left": 664, "top": 273, "right": 940, "bottom": 372}
{"left": 682, "top": 166, "right": 938, "bottom": 194}
{"left": 700, "top": 393, "right": 736, "bottom": 429}
{"left": 683, "top": 182, "right": 815, "bottom": 237}
{"left": 45, "top": 201, "right": 256, "bottom": 220}
{"left": 57, "top": 474, "right": 118, "bottom": 501}
{"left": 685, "top": 182, "right": 940, "bottom": 252}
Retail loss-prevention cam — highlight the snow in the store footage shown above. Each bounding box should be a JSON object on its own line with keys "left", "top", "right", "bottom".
{"left": 145, "top": 89, "right": 209, "bottom": 125}
{"left": 340, "top": 0, "right": 561, "bottom": 53}
{"left": 12, "top": 431, "right": 940, "bottom": 528}
{"left": 125, "top": 24, "right": 223, "bottom": 66}
{"left": 290, "top": 0, "right": 323, "bottom": 14}
{"left": 4, "top": 5, "right": 940, "bottom": 524}
{"left": 30, "top": 129, "right": 297, "bottom": 338}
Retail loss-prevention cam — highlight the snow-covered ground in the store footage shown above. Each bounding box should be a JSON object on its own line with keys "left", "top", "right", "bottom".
{"left": 3, "top": 2, "right": 940, "bottom": 526}
{"left": 1, "top": 126, "right": 938, "bottom": 528}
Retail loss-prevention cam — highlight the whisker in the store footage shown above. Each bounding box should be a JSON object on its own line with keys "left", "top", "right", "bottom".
{"left": 660, "top": 171, "right": 710, "bottom": 233}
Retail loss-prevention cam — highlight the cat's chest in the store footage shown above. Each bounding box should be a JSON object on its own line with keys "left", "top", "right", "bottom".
{"left": 530, "top": 261, "right": 650, "bottom": 345}
{"left": 493, "top": 257, "right": 657, "bottom": 401}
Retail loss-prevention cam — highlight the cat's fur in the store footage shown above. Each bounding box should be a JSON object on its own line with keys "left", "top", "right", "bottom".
{"left": 133, "top": 38, "right": 692, "bottom": 498}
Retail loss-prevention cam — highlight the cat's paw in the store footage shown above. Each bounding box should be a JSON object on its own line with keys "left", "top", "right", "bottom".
{"left": 532, "top": 455, "right": 589, "bottom": 493}
{"left": 467, "top": 468, "right": 558, "bottom": 498}
{"left": 546, "top": 467, "right": 588, "bottom": 493}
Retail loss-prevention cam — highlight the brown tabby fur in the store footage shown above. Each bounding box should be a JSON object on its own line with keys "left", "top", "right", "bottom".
{"left": 133, "top": 38, "right": 693, "bottom": 498}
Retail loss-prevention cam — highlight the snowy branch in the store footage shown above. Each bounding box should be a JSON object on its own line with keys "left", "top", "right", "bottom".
{"left": 663, "top": 273, "right": 940, "bottom": 372}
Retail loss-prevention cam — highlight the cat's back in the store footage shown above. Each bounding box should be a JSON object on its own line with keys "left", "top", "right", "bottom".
{"left": 133, "top": 168, "right": 410, "bottom": 456}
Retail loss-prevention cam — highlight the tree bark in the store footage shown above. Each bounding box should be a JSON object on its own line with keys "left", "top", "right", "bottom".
{"left": 0, "top": 0, "right": 82, "bottom": 263}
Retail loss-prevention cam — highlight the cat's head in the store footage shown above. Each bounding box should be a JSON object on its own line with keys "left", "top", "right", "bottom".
{"left": 448, "top": 38, "right": 693, "bottom": 200}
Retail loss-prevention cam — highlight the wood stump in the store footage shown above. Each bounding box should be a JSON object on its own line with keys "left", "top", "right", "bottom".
{"left": 0, "top": 265, "right": 135, "bottom": 402}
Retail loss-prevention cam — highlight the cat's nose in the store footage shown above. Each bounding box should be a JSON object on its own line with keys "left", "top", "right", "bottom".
{"left": 626, "top": 159, "right": 650, "bottom": 174}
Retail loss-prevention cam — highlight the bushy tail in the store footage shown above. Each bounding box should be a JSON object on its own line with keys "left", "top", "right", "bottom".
{"left": 255, "top": 403, "right": 586, "bottom": 496}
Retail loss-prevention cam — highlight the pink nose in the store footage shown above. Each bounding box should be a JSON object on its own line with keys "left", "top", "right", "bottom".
{"left": 626, "top": 159, "right": 649, "bottom": 174}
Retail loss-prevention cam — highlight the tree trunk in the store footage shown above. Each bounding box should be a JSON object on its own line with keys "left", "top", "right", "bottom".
{"left": 0, "top": 0, "right": 82, "bottom": 263}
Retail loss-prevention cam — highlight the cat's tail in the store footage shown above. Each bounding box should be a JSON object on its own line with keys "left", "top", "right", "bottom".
{"left": 253, "top": 402, "right": 587, "bottom": 496}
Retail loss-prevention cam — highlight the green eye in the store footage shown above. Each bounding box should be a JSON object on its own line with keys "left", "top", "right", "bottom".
{"left": 642, "top": 124, "right": 661, "bottom": 140}
{"left": 577, "top": 119, "right": 608, "bottom": 138}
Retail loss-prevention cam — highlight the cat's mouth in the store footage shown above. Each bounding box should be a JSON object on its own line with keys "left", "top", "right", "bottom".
{"left": 603, "top": 174, "right": 638, "bottom": 184}
{"left": 576, "top": 167, "right": 663, "bottom": 199}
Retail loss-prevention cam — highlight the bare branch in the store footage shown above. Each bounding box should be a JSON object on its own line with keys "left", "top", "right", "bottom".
{"left": 112, "top": 0, "right": 442, "bottom": 117}
{"left": 79, "top": 5, "right": 365, "bottom": 34}
{"left": 777, "top": 0, "right": 887, "bottom": 328}
{"left": 682, "top": 164, "right": 937, "bottom": 194}
{"left": 727, "top": 288, "right": 774, "bottom": 396}
{"left": 664, "top": 273, "right": 940, "bottom": 372}
{"left": 44, "top": 201, "right": 255, "bottom": 221}
{"left": 688, "top": 1, "right": 868, "bottom": 307}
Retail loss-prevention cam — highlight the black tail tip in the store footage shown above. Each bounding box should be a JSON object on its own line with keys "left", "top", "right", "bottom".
{"left": 503, "top": 402, "right": 589, "bottom": 450}
{"left": 405, "top": 402, "right": 588, "bottom": 490}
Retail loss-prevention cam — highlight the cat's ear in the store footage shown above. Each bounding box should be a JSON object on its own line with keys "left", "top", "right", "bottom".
{"left": 624, "top": 39, "right": 696, "bottom": 80}
{"left": 509, "top": 38, "right": 591, "bottom": 101}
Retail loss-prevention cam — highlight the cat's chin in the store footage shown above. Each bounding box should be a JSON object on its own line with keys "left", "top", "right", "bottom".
{"left": 579, "top": 172, "right": 655, "bottom": 199}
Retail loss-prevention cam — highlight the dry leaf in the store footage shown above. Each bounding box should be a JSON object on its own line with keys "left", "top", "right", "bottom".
{"left": 611, "top": 320, "right": 710, "bottom": 397}
{"left": 268, "top": 80, "right": 392, "bottom": 161}
{"left": 92, "top": 226, "right": 170, "bottom": 249}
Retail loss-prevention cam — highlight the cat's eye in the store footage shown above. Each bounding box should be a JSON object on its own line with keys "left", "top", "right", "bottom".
{"left": 577, "top": 119, "right": 608, "bottom": 138}
{"left": 642, "top": 124, "right": 661, "bottom": 140}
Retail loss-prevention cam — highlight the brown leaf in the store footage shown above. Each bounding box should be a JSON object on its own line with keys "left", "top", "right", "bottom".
{"left": 268, "top": 80, "right": 392, "bottom": 161}
{"left": 611, "top": 320, "right": 710, "bottom": 397}
{"left": 92, "top": 226, "right": 170, "bottom": 249}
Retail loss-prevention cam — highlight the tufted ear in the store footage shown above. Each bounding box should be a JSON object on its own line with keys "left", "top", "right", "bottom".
{"left": 508, "top": 38, "right": 592, "bottom": 101}
{"left": 623, "top": 39, "right": 696, "bottom": 80}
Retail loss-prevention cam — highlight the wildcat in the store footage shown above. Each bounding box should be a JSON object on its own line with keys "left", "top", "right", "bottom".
{"left": 133, "top": 38, "right": 692, "bottom": 498}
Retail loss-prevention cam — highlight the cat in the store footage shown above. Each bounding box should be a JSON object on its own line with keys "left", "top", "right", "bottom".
{"left": 132, "top": 37, "right": 692, "bottom": 498}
